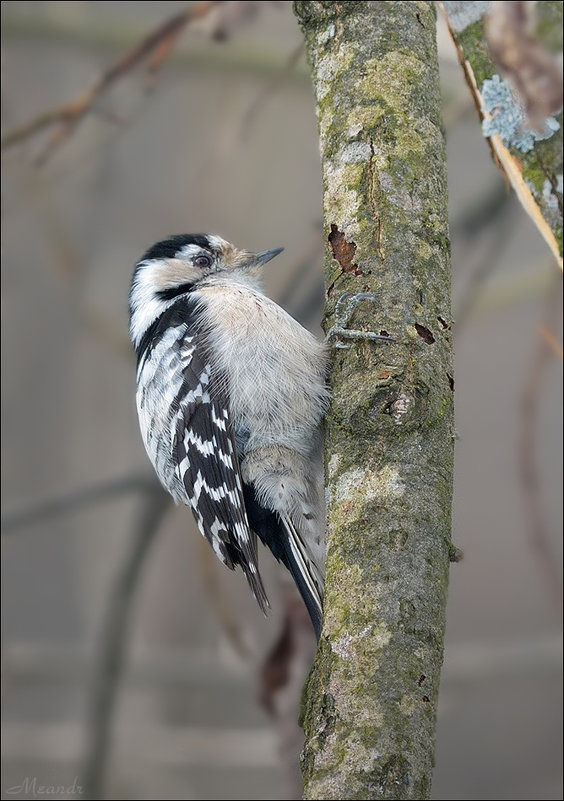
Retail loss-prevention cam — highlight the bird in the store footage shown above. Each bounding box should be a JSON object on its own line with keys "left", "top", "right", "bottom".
{"left": 129, "top": 233, "right": 329, "bottom": 638}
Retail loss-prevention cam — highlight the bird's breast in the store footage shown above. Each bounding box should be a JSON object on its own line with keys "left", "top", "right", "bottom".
{"left": 197, "top": 284, "right": 328, "bottom": 455}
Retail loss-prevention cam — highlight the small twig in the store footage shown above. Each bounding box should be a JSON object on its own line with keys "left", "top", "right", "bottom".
{"left": 1, "top": 107, "right": 69, "bottom": 151}
{"left": 81, "top": 485, "right": 172, "bottom": 800}
{"left": 1, "top": 2, "right": 220, "bottom": 164}
{"left": 518, "top": 277, "right": 563, "bottom": 616}
{"left": 144, "top": 18, "right": 191, "bottom": 92}
{"left": 1, "top": 472, "right": 159, "bottom": 533}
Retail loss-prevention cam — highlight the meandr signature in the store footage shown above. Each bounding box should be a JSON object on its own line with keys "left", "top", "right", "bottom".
{"left": 4, "top": 777, "right": 83, "bottom": 797}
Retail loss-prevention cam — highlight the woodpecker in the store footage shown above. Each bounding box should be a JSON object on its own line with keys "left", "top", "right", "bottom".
{"left": 129, "top": 234, "right": 329, "bottom": 638}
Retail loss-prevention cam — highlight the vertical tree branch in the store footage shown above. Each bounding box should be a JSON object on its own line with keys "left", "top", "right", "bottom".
{"left": 294, "top": 3, "right": 454, "bottom": 799}
{"left": 81, "top": 486, "right": 171, "bottom": 799}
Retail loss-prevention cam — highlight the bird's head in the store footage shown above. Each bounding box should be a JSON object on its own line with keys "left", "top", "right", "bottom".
{"left": 129, "top": 233, "right": 283, "bottom": 348}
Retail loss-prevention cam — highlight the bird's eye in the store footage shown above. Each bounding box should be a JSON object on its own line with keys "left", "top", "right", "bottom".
{"left": 194, "top": 254, "right": 212, "bottom": 268}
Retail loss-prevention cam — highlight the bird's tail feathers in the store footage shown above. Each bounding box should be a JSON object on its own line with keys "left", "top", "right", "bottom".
{"left": 279, "top": 513, "right": 324, "bottom": 639}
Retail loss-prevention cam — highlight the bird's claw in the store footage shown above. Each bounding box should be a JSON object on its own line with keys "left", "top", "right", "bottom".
{"left": 327, "top": 293, "right": 394, "bottom": 349}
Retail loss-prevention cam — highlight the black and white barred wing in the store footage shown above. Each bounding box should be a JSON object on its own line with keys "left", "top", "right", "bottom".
{"left": 173, "top": 335, "right": 269, "bottom": 613}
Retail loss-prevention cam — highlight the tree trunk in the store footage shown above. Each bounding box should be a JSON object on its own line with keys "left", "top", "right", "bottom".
{"left": 293, "top": 3, "right": 454, "bottom": 799}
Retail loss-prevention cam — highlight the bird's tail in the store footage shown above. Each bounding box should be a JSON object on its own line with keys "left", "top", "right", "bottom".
{"left": 241, "top": 445, "right": 326, "bottom": 639}
{"left": 278, "top": 512, "right": 324, "bottom": 638}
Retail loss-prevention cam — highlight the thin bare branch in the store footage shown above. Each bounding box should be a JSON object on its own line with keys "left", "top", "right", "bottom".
{"left": 1, "top": 472, "right": 159, "bottom": 533}
{"left": 81, "top": 486, "right": 171, "bottom": 800}
{"left": 143, "top": 14, "right": 194, "bottom": 91}
{"left": 1, "top": 2, "right": 220, "bottom": 164}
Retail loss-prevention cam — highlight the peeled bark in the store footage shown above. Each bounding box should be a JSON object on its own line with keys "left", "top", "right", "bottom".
{"left": 293, "top": 3, "right": 454, "bottom": 798}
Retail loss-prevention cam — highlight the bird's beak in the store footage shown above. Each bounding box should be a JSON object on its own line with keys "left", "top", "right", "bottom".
{"left": 245, "top": 247, "right": 284, "bottom": 269}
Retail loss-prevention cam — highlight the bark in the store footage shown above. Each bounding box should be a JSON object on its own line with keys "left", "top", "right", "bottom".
{"left": 442, "top": 1, "right": 563, "bottom": 265}
{"left": 293, "top": 3, "right": 454, "bottom": 799}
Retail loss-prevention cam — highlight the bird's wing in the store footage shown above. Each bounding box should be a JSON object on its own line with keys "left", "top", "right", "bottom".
{"left": 173, "top": 322, "right": 269, "bottom": 613}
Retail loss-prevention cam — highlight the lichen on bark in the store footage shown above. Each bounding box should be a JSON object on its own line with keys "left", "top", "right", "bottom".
{"left": 294, "top": 2, "right": 454, "bottom": 799}
{"left": 443, "top": 0, "right": 563, "bottom": 261}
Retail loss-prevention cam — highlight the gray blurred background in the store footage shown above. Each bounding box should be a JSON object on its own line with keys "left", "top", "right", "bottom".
{"left": 1, "top": 2, "right": 562, "bottom": 799}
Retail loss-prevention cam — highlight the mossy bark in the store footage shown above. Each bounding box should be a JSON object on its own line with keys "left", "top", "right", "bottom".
{"left": 443, "top": 1, "right": 563, "bottom": 260}
{"left": 293, "top": 3, "right": 454, "bottom": 799}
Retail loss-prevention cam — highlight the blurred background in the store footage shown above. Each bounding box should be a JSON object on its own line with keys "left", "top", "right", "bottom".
{"left": 1, "top": 2, "right": 562, "bottom": 799}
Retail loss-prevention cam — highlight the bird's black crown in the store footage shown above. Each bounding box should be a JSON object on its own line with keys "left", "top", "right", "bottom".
{"left": 141, "top": 234, "right": 214, "bottom": 263}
